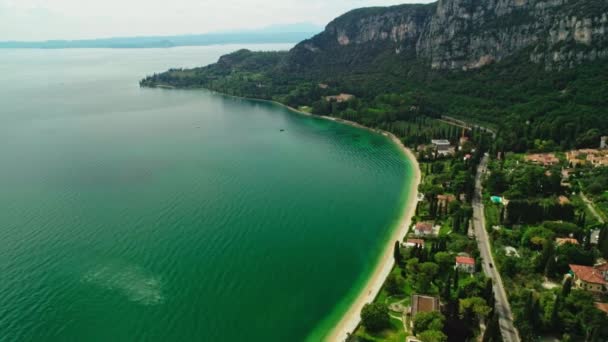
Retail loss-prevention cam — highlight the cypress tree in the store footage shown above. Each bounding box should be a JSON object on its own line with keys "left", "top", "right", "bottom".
{"left": 562, "top": 277, "right": 572, "bottom": 297}
{"left": 393, "top": 241, "right": 402, "bottom": 266}
{"left": 483, "top": 312, "right": 501, "bottom": 342}
{"left": 453, "top": 268, "right": 460, "bottom": 291}
{"left": 483, "top": 278, "right": 494, "bottom": 304}
{"left": 443, "top": 273, "right": 451, "bottom": 300}
{"left": 550, "top": 295, "right": 561, "bottom": 330}
{"left": 545, "top": 253, "right": 557, "bottom": 278}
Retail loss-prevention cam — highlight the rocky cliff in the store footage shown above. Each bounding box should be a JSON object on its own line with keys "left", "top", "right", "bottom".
{"left": 290, "top": 0, "right": 608, "bottom": 71}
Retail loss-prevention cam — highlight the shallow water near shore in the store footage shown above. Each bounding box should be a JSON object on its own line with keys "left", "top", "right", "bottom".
{"left": 0, "top": 45, "right": 414, "bottom": 341}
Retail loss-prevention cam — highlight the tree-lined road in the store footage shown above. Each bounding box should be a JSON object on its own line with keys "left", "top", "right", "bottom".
{"left": 473, "top": 155, "right": 520, "bottom": 342}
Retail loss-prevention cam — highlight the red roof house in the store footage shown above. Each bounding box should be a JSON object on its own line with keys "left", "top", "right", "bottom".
{"left": 455, "top": 256, "right": 476, "bottom": 273}
{"left": 569, "top": 264, "right": 607, "bottom": 293}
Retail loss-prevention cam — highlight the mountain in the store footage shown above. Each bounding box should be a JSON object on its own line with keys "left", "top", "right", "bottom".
{"left": 0, "top": 23, "right": 322, "bottom": 49}
{"left": 141, "top": 0, "right": 608, "bottom": 152}
{"left": 289, "top": 0, "right": 607, "bottom": 71}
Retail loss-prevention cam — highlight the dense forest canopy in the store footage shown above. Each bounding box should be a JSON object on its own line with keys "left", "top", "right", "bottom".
{"left": 140, "top": 47, "right": 608, "bottom": 152}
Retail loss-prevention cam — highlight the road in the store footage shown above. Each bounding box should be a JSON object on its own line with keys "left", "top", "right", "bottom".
{"left": 473, "top": 155, "right": 520, "bottom": 342}
{"left": 440, "top": 115, "right": 497, "bottom": 139}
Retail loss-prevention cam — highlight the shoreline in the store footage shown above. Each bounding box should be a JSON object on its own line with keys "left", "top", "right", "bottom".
{"left": 318, "top": 121, "right": 421, "bottom": 342}
{"left": 251, "top": 99, "right": 422, "bottom": 342}
{"left": 146, "top": 85, "right": 422, "bottom": 341}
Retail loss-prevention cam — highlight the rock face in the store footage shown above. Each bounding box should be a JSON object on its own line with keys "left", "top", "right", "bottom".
{"left": 290, "top": 0, "right": 608, "bottom": 71}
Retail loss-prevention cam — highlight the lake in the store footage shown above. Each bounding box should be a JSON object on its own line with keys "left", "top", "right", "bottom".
{"left": 0, "top": 45, "right": 414, "bottom": 341}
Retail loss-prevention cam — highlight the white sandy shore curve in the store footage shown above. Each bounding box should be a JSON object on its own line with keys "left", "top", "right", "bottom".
{"left": 151, "top": 88, "right": 421, "bottom": 342}
{"left": 274, "top": 103, "right": 421, "bottom": 342}
{"left": 321, "top": 122, "right": 421, "bottom": 342}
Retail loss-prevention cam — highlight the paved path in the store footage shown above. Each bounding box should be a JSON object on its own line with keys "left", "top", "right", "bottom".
{"left": 440, "top": 115, "right": 497, "bottom": 139}
{"left": 473, "top": 155, "right": 520, "bottom": 342}
{"left": 580, "top": 190, "right": 605, "bottom": 224}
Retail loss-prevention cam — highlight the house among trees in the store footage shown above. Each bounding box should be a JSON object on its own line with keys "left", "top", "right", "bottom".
{"left": 403, "top": 238, "right": 425, "bottom": 248}
{"left": 524, "top": 153, "right": 559, "bottom": 166}
{"left": 324, "top": 93, "right": 354, "bottom": 103}
{"left": 568, "top": 264, "right": 608, "bottom": 294}
{"left": 455, "top": 256, "right": 476, "bottom": 274}
{"left": 431, "top": 139, "right": 454, "bottom": 156}
{"left": 437, "top": 194, "right": 456, "bottom": 208}
{"left": 555, "top": 237, "right": 579, "bottom": 246}
{"left": 595, "top": 302, "right": 608, "bottom": 315}
{"left": 414, "top": 222, "right": 439, "bottom": 237}
{"left": 591, "top": 229, "right": 601, "bottom": 245}
{"left": 408, "top": 295, "right": 440, "bottom": 328}
{"left": 566, "top": 149, "right": 608, "bottom": 168}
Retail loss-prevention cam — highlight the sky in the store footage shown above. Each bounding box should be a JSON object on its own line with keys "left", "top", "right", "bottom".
{"left": 0, "top": 0, "right": 435, "bottom": 41}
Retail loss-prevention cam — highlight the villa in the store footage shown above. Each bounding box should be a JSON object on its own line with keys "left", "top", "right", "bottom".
{"left": 437, "top": 194, "right": 457, "bottom": 208}
{"left": 414, "top": 222, "right": 439, "bottom": 237}
{"left": 431, "top": 139, "right": 454, "bottom": 156}
{"left": 403, "top": 239, "right": 425, "bottom": 248}
{"left": 524, "top": 153, "right": 559, "bottom": 166}
{"left": 566, "top": 149, "right": 608, "bottom": 168}
{"left": 455, "top": 256, "right": 476, "bottom": 274}
{"left": 556, "top": 237, "right": 579, "bottom": 246}
{"left": 569, "top": 264, "right": 607, "bottom": 293}
{"left": 324, "top": 93, "right": 354, "bottom": 103}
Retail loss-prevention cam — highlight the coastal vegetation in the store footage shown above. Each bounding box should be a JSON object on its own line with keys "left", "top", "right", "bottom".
{"left": 349, "top": 143, "right": 501, "bottom": 342}
{"left": 140, "top": 49, "right": 608, "bottom": 154}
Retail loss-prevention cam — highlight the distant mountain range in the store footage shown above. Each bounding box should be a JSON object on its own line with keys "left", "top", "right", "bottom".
{"left": 0, "top": 23, "right": 322, "bottom": 49}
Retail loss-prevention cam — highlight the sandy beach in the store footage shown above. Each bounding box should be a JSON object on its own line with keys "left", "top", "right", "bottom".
{"left": 154, "top": 88, "right": 422, "bottom": 341}
{"left": 323, "top": 129, "right": 421, "bottom": 342}
{"left": 276, "top": 104, "right": 422, "bottom": 342}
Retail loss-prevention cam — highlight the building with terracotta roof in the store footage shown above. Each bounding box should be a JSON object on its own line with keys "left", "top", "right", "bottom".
{"left": 594, "top": 263, "right": 608, "bottom": 281}
{"left": 403, "top": 239, "right": 425, "bottom": 248}
{"left": 555, "top": 237, "right": 579, "bottom": 246}
{"left": 414, "top": 222, "right": 438, "bottom": 237}
{"left": 325, "top": 93, "right": 354, "bottom": 103}
{"left": 595, "top": 302, "right": 608, "bottom": 315}
{"left": 437, "top": 194, "right": 457, "bottom": 208}
{"left": 409, "top": 295, "right": 440, "bottom": 328}
{"left": 569, "top": 264, "right": 607, "bottom": 293}
{"left": 566, "top": 149, "right": 608, "bottom": 168}
{"left": 455, "top": 256, "right": 476, "bottom": 274}
{"left": 525, "top": 153, "right": 559, "bottom": 166}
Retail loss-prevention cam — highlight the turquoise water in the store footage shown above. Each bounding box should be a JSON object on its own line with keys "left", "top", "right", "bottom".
{"left": 0, "top": 46, "right": 414, "bottom": 341}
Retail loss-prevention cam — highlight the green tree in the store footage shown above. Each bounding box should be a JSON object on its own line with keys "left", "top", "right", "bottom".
{"left": 483, "top": 312, "right": 501, "bottom": 342}
{"left": 413, "top": 311, "right": 445, "bottom": 334}
{"left": 417, "top": 262, "right": 439, "bottom": 291}
{"left": 394, "top": 241, "right": 403, "bottom": 266}
{"left": 460, "top": 297, "right": 492, "bottom": 320}
{"left": 418, "top": 330, "right": 447, "bottom": 342}
{"left": 434, "top": 252, "right": 455, "bottom": 274}
{"left": 562, "top": 277, "right": 573, "bottom": 297}
{"left": 360, "top": 302, "right": 390, "bottom": 332}
{"left": 550, "top": 294, "right": 561, "bottom": 330}
{"left": 385, "top": 273, "right": 404, "bottom": 295}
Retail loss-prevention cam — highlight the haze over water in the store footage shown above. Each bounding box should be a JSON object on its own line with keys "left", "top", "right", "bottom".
{"left": 0, "top": 45, "right": 413, "bottom": 341}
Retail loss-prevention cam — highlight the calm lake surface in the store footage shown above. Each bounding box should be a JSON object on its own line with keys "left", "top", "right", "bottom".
{"left": 0, "top": 45, "right": 414, "bottom": 341}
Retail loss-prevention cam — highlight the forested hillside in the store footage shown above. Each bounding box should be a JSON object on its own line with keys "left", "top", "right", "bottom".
{"left": 141, "top": 0, "right": 608, "bottom": 152}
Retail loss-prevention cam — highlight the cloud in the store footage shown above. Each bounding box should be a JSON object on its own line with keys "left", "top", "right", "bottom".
{"left": 0, "top": 0, "right": 435, "bottom": 41}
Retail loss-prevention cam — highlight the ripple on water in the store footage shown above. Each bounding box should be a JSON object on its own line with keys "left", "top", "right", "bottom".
{"left": 83, "top": 263, "right": 164, "bottom": 305}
